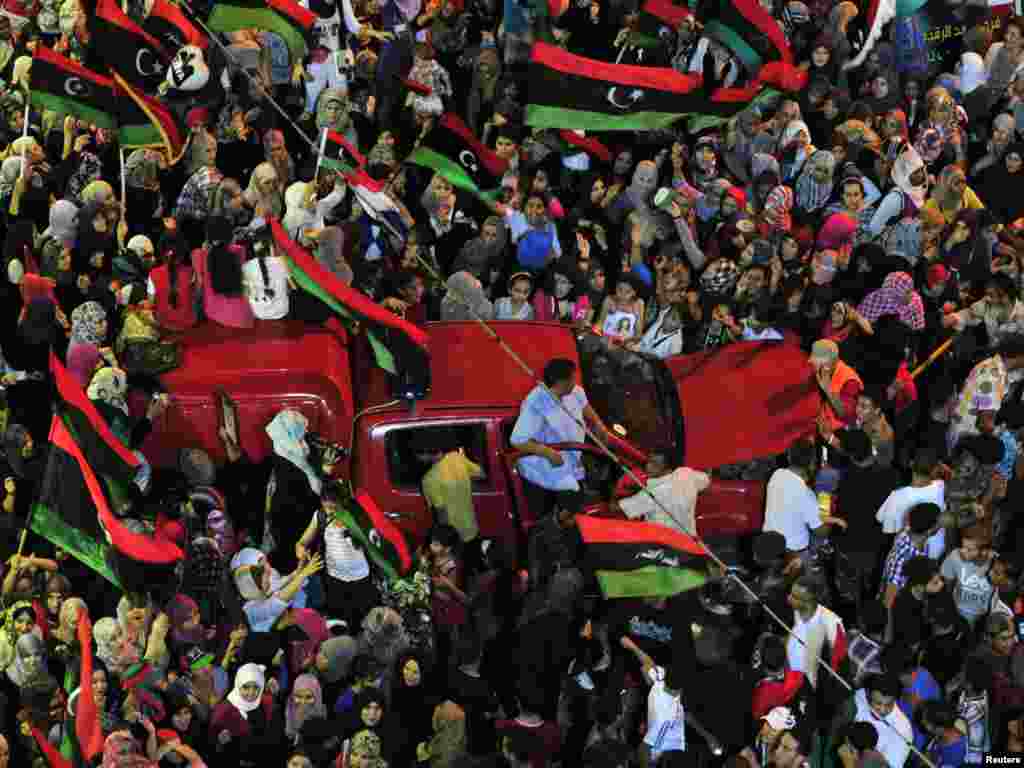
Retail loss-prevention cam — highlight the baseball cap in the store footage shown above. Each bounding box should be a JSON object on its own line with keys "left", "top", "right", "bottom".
{"left": 809, "top": 339, "right": 839, "bottom": 366}
{"left": 763, "top": 706, "right": 796, "bottom": 731}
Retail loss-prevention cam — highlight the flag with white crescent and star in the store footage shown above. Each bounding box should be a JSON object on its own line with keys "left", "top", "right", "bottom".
{"left": 406, "top": 113, "right": 508, "bottom": 200}
{"left": 526, "top": 41, "right": 783, "bottom": 131}
{"left": 29, "top": 46, "right": 118, "bottom": 131}
{"left": 89, "top": 0, "right": 171, "bottom": 92}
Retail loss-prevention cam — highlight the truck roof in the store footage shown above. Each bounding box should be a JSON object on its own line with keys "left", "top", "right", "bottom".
{"left": 358, "top": 321, "right": 580, "bottom": 412}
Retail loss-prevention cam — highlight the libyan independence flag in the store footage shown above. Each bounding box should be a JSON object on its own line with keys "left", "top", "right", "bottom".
{"left": 577, "top": 516, "right": 709, "bottom": 599}
{"left": 526, "top": 42, "right": 778, "bottom": 131}
{"left": 270, "top": 218, "right": 430, "bottom": 377}
{"left": 29, "top": 47, "right": 117, "bottom": 131}
{"left": 208, "top": 0, "right": 316, "bottom": 62}
{"left": 633, "top": 0, "right": 694, "bottom": 48}
{"left": 343, "top": 490, "right": 413, "bottom": 581}
{"left": 90, "top": 0, "right": 171, "bottom": 92}
{"left": 319, "top": 129, "right": 366, "bottom": 175}
{"left": 407, "top": 114, "right": 509, "bottom": 200}
{"left": 113, "top": 72, "right": 187, "bottom": 163}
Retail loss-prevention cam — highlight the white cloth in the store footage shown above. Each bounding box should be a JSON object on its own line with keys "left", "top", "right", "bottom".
{"left": 619, "top": 468, "right": 709, "bottom": 536}
{"left": 644, "top": 666, "right": 685, "bottom": 757}
{"left": 243, "top": 256, "right": 290, "bottom": 320}
{"left": 324, "top": 521, "right": 370, "bottom": 582}
{"left": 959, "top": 51, "right": 988, "bottom": 95}
{"left": 786, "top": 604, "right": 845, "bottom": 689}
{"left": 226, "top": 663, "right": 266, "bottom": 717}
{"left": 762, "top": 468, "right": 822, "bottom": 551}
{"left": 875, "top": 482, "right": 945, "bottom": 534}
{"left": 638, "top": 308, "right": 684, "bottom": 358}
{"left": 852, "top": 688, "right": 913, "bottom": 768}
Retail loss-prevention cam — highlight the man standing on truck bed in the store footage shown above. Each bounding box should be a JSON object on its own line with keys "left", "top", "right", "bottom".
{"left": 510, "top": 358, "right": 615, "bottom": 520}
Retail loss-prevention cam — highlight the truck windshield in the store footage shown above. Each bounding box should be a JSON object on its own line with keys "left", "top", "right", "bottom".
{"left": 574, "top": 332, "right": 680, "bottom": 456}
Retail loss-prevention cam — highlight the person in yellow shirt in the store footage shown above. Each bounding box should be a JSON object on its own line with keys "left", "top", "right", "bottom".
{"left": 415, "top": 431, "right": 483, "bottom": 573}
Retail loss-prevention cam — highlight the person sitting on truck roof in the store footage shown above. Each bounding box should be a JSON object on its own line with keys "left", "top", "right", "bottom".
{"left": 510, "top": 357, "right": 614, "bottom": 521}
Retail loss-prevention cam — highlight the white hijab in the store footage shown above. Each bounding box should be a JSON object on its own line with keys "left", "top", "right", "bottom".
{"left": 231, "top": 547, "right": 270, "bottom": 601}
{"left": 891, "top": 144, "right": 927, "bottom": 209}
{"left": 959, "top": 52, "right": 987, "bottom": 96}
{"left": 265, "top": 409, "right": 322, "bottom": 494}
{"left": 227, "top": 663, "right": 266, "bottom": 717}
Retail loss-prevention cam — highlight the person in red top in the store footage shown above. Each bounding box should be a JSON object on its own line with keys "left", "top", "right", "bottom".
{"left": 752, "top": 635, "right": 816, "bottom": 730}
{"left": 148, "top": 225, "right": 198, "bottom": 333}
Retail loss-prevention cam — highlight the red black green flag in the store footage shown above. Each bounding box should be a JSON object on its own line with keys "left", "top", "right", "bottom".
{"left": 634, "top": 0, "right": 694, "bottom": 48}
{"left": 345, "top": 490, "right": 413, "bottom": 580}
{"left": 112, "top": 72, "right": 187, "bottom": 164}
{"left": 694, "top": 0, "right": 805, "bottom": 91}
{"left": 407, "top": 113, "right": 509, "bottom": 199}
{"left": 29, "top": 47, "right": 117, "bottom": 131}
{"left": 526, "top": 42, "right": 787, "bottom": 131}
{"left": 90, "top": 0, "right": 171, "bottom": 91}
{"left": 142, "top": 0, "right": 208, "bottom": 51}
{"left": 320, "top": 129, "right": 366, "bottom": 175}
{"left": 208, "top": 0, "right": 316, "bottom": 62}
{"left": 270, "top": 218, "right": 430, "bottom": 378}
{"left": 576, "top": 516, "right": 709, "bottom": 599}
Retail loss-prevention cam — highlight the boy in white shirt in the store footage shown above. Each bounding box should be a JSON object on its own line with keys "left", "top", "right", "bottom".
{"left": 620, "top": 635, "right": 685, "bottom": 766}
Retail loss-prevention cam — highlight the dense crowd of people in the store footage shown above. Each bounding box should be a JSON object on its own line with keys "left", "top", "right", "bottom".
{"left": 3, "top": 0, "right": 1024, "bottom": 766}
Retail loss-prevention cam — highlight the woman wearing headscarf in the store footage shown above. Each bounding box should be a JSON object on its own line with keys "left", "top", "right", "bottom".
{"left": 793, "top": 150, "right": 836, "bottom": 224}
{"left": 2, "top": 423, "right": 46, "bottom": 520}
{"left": 924, "top": 164, "right": 985, "bottom": 226}
{"left": 388, "top": 651, "right": 439, "bottom": 766}
{"left": 165, "top": 594, "right": 210, "bottom": 654}
{"left": 36, "top": 199, "right": 78, "bottom": 303}
{"left": 857, "top": 271, "right": 925, "bottom": 333}
{"left": 440, "top": 271, "right": 494, "bottom": 321}
{"left": 231, "top": 544, "right": 321, "bottom": 634}
{"left": 281, "top": 178, "right": 347, "bottom": 249}
{"left": 285, "top": 674, "right": 326, "bottom": 746}
{"left": 979, "top": 143, "right": 1024, "bottom": 225}
{"left": 690, "top": 136, "right": 721, "bottom": 193}
{"left": 0, "top": 600, "right": 42, "bottom": 689}
{"left": 210, "top": 663, "right": 282, "bottom": 767}
{"left": 452, "top": 216, "right": 508, "bottom": 287}
{"left": 123, "top": 149, "right": 164, "bottom": 239}
{"left": 263, "top": 129, "right": 295, "bottom": 189}
{"left": 174, "top": 131, "right": 224, "bottom": 251}
{"left": 86, "top": 366, "right": 157, "bottom": 450}
{"left": 778, "top": 120, "right": 814, "bottom": 184}
{"left": 972, "top": 114, "right": 1017, "bottom": 181}
{"left": 315, "top": 634, "right": 358, "bottom": 707}
{"left": 422, "top": 701, "right": 467, "bottom": 768}
{"left": 93, "top": 616, "right": 140, "bottom": 678}
{"left": 244, "top": 162, "right": 284, "bottom": 220}
{"left": 263, "top": 408, "right": 328, "bottom": 571}
{"left": 66, "top": 300, "right": 109, "bottom": 387}
{"left": 99, "top": 731, "right": 158, "bottom": 768}
{"left": 864, "top": 143, "right": 928, "bottom": 243}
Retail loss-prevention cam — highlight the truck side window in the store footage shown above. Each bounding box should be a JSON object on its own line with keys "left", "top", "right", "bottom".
{"left": 386, "top": 425, "right": 490, "bottom": 490}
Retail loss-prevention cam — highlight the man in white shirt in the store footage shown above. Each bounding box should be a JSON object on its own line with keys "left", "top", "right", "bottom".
{"left": 620, "top": 635, "right": 685, "bottom": 764}
{"left": 612, "top": 450, "right": 709, "bottom": 537}
{"left": 875, "top": 453, "right": 946, "bottom": 558}
{"left": 841, "top": 675, "right": 913, "bottom": 768}
{"left": 763, "top": 441, "right": 844, "bottom": 569}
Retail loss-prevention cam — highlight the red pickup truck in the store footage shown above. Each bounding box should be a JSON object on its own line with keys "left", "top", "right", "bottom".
{"left": 136, "top": 320, "right": 819, "bottom": 548}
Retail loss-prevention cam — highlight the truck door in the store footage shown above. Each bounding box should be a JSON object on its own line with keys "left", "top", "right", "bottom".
{"left": 370, "top": 420, "right": 516, "bottom": 546}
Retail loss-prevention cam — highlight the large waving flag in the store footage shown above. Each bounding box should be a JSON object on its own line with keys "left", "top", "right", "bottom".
{"left": 407, "top": 114, "right": 509, "bottom": 200}
{"left": 112, "top": 72, "right": 187, "bottom": 163}
{"left": 29, "top": 47, "right": 117, "bottom": 131}
{"left": 345, "top": 490, "right": 413, "bottom": 580}
{"left": 319, "top": 129, "right": 366, "bottom": 175}
{"left": 270, "top": 218, "right": 429, "bottom": 377}
{"left": 208, "top": 0, "right": 316, "bottom": 62}
{"left": 142, "top": 0, "right": 208, "bottom": 51}
{"left": 90, "top": 0, "right": 171, "bottom": 91}
{"left": 577, "top": 516, "right": 710, "bottom": 599}
{"left": 695, "top": 0, "right": 801, "bottom": 84}
{"left": 634, "top": 0, "right": 693, "bottom": 48}
{"left": 526, "top": 42, "right": 784, "bottom": 131}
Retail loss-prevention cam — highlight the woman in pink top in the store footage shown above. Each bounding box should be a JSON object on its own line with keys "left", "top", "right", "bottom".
{"left": 191, "top": 217, "right": 255, "bottom": 330}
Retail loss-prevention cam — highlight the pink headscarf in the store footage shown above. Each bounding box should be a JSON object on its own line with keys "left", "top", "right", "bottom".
{"left": 101, "top": 732, "right": 156, "bottom": 768}
{"left": 289, "top": 608, "right": 330, "bottom": 678}
{"left": 856, "top": 271, "right": 925, "bottom": 330}
{"left": 285, "top": 674, "right": 326, "bottom": 740}
{"left": 166, "top": 594, "right": 204, "bottom": 648}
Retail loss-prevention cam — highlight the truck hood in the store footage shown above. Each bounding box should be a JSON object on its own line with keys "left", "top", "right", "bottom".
{"left": 664, "top": 340, "right": 819, "bottom": 470}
